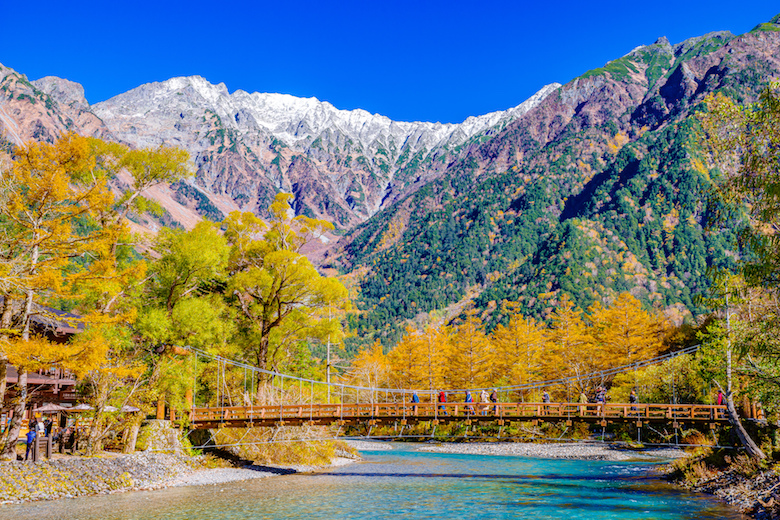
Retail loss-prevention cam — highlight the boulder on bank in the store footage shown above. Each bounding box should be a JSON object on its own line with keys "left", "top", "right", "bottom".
{"left": 135, "top": 420, "right": 189, "bottom": 453}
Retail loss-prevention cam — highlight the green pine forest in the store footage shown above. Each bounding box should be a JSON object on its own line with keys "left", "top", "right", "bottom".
{"left": 335, "top": 27, "right": 775, "bottom": 352}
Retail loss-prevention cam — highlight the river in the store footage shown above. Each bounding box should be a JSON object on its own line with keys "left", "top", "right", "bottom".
{"left": 0, "top": 445, "right": 744, "bottom": 519}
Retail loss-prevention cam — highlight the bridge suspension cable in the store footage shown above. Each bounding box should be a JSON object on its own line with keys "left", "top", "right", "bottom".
{"left": 178, "top": 343, "right": 702, "bottom": 398}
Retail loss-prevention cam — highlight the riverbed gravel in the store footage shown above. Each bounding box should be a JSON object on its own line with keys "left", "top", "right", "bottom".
{"left": 343, "top": 440, "right": 395, "bottom": 451}
{"left": 417, "top": 441, "right": 686, "bottom": 461}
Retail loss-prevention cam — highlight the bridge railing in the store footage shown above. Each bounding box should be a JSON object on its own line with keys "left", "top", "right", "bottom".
{"left": 190, "top": 402, "right": 728, "bottom": 424}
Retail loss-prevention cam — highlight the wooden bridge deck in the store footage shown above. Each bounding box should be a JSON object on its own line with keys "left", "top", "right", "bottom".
{"left": 190, "top": 402, "right": 729, "bottom": 430}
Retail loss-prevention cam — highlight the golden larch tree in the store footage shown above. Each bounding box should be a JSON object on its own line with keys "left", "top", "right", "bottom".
{"left": 445, "top": 309, "right": 490, "bottom": 390}
{"left": 588, "top": 292, "right": 667, "bottom": 367}
{"left": 491, "top": 301, "right": 547, "bottom": 400}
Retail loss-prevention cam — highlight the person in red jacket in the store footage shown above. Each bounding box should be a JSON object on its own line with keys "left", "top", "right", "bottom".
{"left": 438, "top": 390, "right": 448, "bottom": 416}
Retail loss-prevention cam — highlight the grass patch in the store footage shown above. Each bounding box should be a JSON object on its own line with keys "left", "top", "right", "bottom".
{"left": 213, "top": 427, "right": 357, "bottom": 466}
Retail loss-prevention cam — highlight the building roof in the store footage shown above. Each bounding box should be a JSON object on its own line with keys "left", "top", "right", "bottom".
{"left": 0, "top": 297, "right": 84, "bottom": 340}
{"left": 6, "top": 366, "right": 77, "bottom": 386}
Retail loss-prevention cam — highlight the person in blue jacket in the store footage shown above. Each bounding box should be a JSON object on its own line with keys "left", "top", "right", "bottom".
{"left": 410, "top": 391, "right": 420, "bottom": 415}
{"left": 465, "top": 390, "right": 474, "bottom": 415}
{"left": 24, "top": 427, "right": 36, "bottom": 461}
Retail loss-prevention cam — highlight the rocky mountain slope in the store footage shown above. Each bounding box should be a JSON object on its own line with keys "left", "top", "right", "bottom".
{"left": 89, "top": 77, "right": 559, "bottom": 228}
{"left": 0, "top": 62, "right": 559, "bottom": 230}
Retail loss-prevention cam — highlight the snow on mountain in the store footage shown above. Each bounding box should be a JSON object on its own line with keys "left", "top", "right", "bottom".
{"left": 93, "top": 76, "right": 560, "bottom": 155}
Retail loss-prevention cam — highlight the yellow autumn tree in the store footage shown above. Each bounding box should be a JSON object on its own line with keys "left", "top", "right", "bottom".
{"left": 388, "top": 324, "right": 448, "bottom": 393}
{"left": 224, "top": 194, "right": 351, "bottom": 375}
{"left": 0, "top": 135, "right": 118, "bottom": 459}
{"left": 445, "top": 309, "right": 490, "bottom": 390}
{"left": 588, "top": 292, "right": 667, "bottom": 367}
{"left": 387, "top": 326, "right": 427, "bottom": 389}
{"left": 542, "top": 294, "right": 595, "bottom": 398}
{"left": 68, "top": 136, "right": 193, "bottom": 318}
{"left": 347, "top": 341, "right": 390, "bottom": 403}
{"left": 491, "top": 301, "right": 546, "bottom": 400}
{"left": 68, "top": 323, "right": 145, "bottom": 455}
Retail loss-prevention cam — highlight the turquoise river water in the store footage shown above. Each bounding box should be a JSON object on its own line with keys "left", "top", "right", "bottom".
{"left": 0, "top": 445, "right": 745, "bottom": 519}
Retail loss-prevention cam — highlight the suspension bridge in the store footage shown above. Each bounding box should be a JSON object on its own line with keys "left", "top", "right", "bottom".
{"left": 183, "top": 345, "right": 729, "bottom": 433}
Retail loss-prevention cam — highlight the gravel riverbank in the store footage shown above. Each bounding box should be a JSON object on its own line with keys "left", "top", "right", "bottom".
{"left": 417, "top": 441, "right": 686, "bottom": 461}
{"left": 0, "top": 453, "right": 204, "bottom": 503}
{"left": 0, "top": 452, "right": 357, "bottom": 504}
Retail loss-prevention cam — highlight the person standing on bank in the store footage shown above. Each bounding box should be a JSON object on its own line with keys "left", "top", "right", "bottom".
{"left": 24, "top": 427, "right": 36, "bottom": 461}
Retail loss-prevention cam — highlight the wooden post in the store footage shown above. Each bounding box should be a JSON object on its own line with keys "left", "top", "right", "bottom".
{"left": 156, "top": 395, "right": 165, "bottom": 420}
{"left": 32, "top": 434, "right": 39, "bottom": 462}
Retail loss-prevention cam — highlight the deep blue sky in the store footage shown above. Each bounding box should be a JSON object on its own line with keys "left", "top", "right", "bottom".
{"left": 2, "top": 1, "right": 778, "bottom": 124}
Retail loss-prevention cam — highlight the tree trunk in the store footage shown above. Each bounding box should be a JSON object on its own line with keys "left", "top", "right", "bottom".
{"left": 124, "top": 416, "right": 142, "bottom": 454}
{"left": 0, "top": 296, "right": 17, "bottom": 413}
{"left": 724, "top": 386, "right": 766, "bottom": 459}
{"left": 84, "top": 405, "right": 108, "bottom": 456}
{"left": 0, "top": 368, "right": 27, "bottom": 460}
{"left": 0, "top": 359, "right": 6, "bottom": 412}
{"left": 723, "top": 293, "right": 766, "bottom": 459}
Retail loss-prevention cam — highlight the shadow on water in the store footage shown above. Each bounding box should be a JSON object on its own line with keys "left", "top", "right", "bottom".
{"left": 241, "top": 463, "right": 297, "bottom": 475}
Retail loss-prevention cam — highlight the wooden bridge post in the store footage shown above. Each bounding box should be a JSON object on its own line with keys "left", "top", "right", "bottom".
{"left": 156, "top": 395, "right": 165, "bottom": 420}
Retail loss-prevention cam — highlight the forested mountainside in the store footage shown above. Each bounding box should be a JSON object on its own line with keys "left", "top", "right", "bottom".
{"left": 335, "top": 17, "right": 780, "bottom": 349}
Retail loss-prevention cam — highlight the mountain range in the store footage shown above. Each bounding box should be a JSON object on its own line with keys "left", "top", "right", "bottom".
{"left": 2, "top": 14, "right": 780, "bottom": 350}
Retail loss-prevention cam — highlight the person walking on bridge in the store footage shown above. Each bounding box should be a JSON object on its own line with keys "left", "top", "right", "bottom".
{"left": 411, "top": 391, "right": 420, "bottom": 415}
{"left": 596, "top": 386, "right": 607, "bottom": 416}
{"left": 480, "top": 389, "right": 490, "bottom": 415}
{"left": 438, "top": 390, "right": 448, "bottom": 416}
{"left": 465, "top": 391, "right": 474, "bottom": 415}
{"left": 542, "top": 390, "right": 551, "bottom": 416}
{"left": 490, "top": 389, "right": 498, "bottom": 414}
{"left": 579, "top": 390, "right": 589, "bottom": 415}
